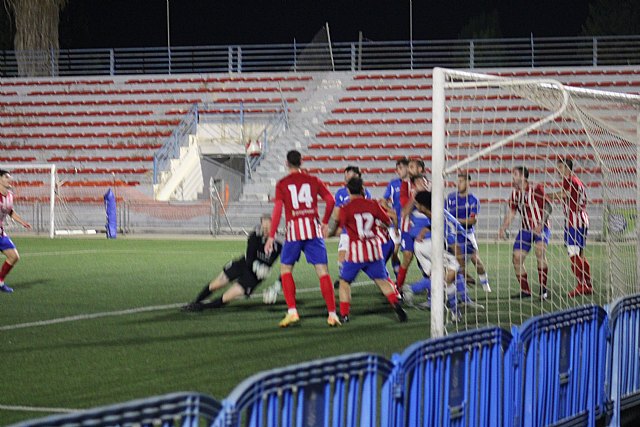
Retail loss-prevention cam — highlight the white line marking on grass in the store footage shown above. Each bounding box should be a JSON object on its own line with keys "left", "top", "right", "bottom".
{"left": 0, "top": 280, "right": 375, "bottom": 331}
{"left": 0, "top": 404, "right": 79, "bottom": 413}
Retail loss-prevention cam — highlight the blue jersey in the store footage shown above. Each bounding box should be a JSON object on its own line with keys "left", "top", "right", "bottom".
{"left": 383, "top": 178, "right": 403, "bottom": 221}
{"left": 408, "top": 209, "right": 466, "bottom": 247}
{"left": 446, "top": 192, "right": 480, "bottom": 235}
{"left": 335, "top": 186, "right": 372, "bottom": 208}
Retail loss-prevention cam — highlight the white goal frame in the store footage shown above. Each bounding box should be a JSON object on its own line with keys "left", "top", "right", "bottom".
{"left": 431, "top": 67, "right": 640, "bottom": 338}
{"left": 1, "top": 163, "right": 56, "bottom": 239}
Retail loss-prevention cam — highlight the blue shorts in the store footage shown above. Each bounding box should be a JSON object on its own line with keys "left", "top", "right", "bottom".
{"left": 513, "top": 227, "right": 551, "bottom": 252}
{"left": 281, "top": 238, "right": 328, "bottom": 266}
{"left": 0, "top": 235, "right": 16, "bottom": 252}
{"left": 456, "top": 233, "right": 478, "bottom": 256}
{"left": 340, "top": 259, "right": 389, "bottom": 283}
{"left": 382, "top": 239, "right": 395, "bottom": 263}
{"left": 564, "top": 227, "right": 587, "bottom": 249}
{"left": 401, "top": 231, "right": 414, "bottom": 253}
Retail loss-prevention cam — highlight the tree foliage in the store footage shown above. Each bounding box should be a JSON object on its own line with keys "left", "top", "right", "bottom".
{"left": 3, "top": 0, "right": 68, "bottom": 76}
{"left": 581, "top": 0, "right": 640, "bottom": 35}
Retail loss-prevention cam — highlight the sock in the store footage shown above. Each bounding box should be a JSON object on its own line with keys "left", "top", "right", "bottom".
{"left": 201, "top": 297, "right": 225, "bottom": 309}
{"left": 538, "top": 267, "right": 548, "bottom": 291}
{"left": 340, "top": 302, "right": 350, "bottom": 317}
{"left": 195, "top": 284, "right": 213, "bottom": 303}
{"left": 478, "top": 273, "right": 489, "bottom": 284}
{"left": 387, "top": 278, "right": 400, "bottom": 295}
{"left": 570, "top": 255, "right": 584, "bottom": 286}
{"left": 517, "top": 273, "right": 530, "bottom": 293}
{"left": 319, "top": 274, "right": 337, "bottom": 313}
{"left": 455, "top": 274, "right": 468, "bottom": 300}
{"left": 397, "top": 266, "right": 408, "bottom": 287}
{"left": 281, "top": 272, "right": 297, "bottom": 310}
{"left": 582, "top": 258, "right": 592, "bottom": 288}
{"left": 386, "top": 292, "right": 399, "bottom": 306}
{"left": 446, "top": 283, "right": 457, "bottom": 309}
{"left": 411, "top": 277, "right": 432, "bottom": 293}
{"left": 0, "top": 261, "right": 14, "bottom": 282}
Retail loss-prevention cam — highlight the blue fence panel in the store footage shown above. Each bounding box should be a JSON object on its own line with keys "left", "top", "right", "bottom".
{"left": 9, "top": 392, "right": 223, "bottom": 427}
{"left": 512, "top": 305, "right": 608, "bottom": 427}
{"left": 388, "top": 326, "right": 513, "bottom": 427}
{"left": 607, "top": 293, "right": 640, "bottom": 426}
{"left": 220, "top": 352, "right": 394, "bottom": 427}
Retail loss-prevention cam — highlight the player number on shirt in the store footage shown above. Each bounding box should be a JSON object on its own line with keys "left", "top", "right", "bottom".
{"left": 287, "top": 183, "right": 313, "bottom": 209}
{"left": 354, "top": 212, "right": 375, "bottom": 238}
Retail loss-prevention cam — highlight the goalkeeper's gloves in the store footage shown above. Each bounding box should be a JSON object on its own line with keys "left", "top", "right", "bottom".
{"left": 252, "top": 260, "right": 272, "bottom": 280}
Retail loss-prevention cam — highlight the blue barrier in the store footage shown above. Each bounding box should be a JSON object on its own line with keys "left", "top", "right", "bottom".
{"left": 607, "top": 293, "right": 640, "bottom": 426}
{"left": 220, "top": 352, "right": 394, "bottom": 427}
{"left": 512, "top": 305, "right": 608, "bottom": 427}
{"left": 9, "top": 392, "right": 223, "bottom": 427}
{"left": 388, "top": 326, "right": 513, "bottom": 427}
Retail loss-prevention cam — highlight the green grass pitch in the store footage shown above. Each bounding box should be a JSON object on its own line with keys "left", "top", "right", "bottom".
{"left": 0, "top": 236, "right": 609, "bottom": 425}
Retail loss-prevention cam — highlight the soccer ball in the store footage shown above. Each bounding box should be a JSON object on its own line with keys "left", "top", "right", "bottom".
{"left": 262, "top": 279, "right": 281, "bottom": 305}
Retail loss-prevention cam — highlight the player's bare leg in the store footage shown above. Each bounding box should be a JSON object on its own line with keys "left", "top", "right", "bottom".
{"left": 470, "top": 253, "right": 491, "bottom": 292}
{"left": 0, "top": 248, "right": 20, "bottom": 293}
{"left": 534, "top": 241, "right": 549, "bottom": 299}
{"left": 512, "top": 249, "right": 531, "bottom": 298}
{"left": 314, "top": 263, "right": 340, "bottom": 327}
{"left": 333, "top": 250, "right": 346, "bottom": 289}
{"left": 374, "top": 278, "right": 407, "bottom": 322}
{"left": 279, "top": 263, "right": 300, "bottom": 327}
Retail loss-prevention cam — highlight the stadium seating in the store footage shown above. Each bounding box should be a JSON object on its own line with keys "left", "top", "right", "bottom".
{"left": 18, "top": 294, "right": 639, "bottom": 427}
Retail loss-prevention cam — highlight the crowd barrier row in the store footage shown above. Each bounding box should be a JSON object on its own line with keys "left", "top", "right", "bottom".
{"left": 12, "top": 294, "right": 640, "bottom": 427}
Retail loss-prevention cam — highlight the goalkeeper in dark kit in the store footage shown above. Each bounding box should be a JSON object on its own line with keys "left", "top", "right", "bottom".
{"left": 182, "top": 215, "right": 282, "bottom": 311}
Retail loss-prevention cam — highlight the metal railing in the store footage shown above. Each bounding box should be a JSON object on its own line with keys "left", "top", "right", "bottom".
{"left": 1, "top": 36, "right": 639, "bottom": 77}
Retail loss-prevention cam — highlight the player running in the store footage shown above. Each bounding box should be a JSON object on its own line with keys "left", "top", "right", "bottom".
{"left": 329, "top": 177, "right": 407, "bottom": 323}
{"left": 182, "top": 215, "right": 282, "bottom": 311}
{"left": 498, "top": 166, "right": 552, "bottom": 300}
{"left": 446, "top": 172, "right": 491, "bottom": 292}
{"left": 0, "top": 169, "right": 31, "bottom": 293}
{"left": 264, "top": 150, "right": 340, "bottom": 327}
{"left": 548, "top": 158, "right": 593, "bottom": 297}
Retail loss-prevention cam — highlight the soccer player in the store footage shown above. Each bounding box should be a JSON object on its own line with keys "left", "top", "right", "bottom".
{"left": 498, "top": 166, "right": 552, "bottom": 299}
{"left": 264, "top": 150, "right": 340, "bottom": 327}
{"left": 548, "top": 158, "right": 593, "bottom": 297}
{"left": 182, "top": 215, "right": 282, "bottom": 311}
{"left": 0, "top": 169, "right": 31, "bottom": 293}
{"left": 402, "top": 191, "right": 462, "bottom": 322}
{"left": 329, "top": 177, "right": 407, "bottom": 323}
{"left": 332, "top": 165, "right": 372, "bottom": 288}
{"left": 397, "top": 159, "right": 431, "bottom": 288}
{"left": 446, "top": 172, "right": 491, "bottom": 292}
{"left": 383, "top": 157, "right": 409, "bottom": 276}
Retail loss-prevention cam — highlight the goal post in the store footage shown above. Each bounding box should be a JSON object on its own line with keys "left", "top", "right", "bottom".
{"left": 431, "top": 67, "right": 640, "bottom": 337}
{"left": 0, "top": 163, "right": 56, "bottom": 239}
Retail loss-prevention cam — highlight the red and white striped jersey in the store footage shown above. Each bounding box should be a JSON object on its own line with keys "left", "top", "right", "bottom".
{"left": 274, "top": 171, "right": 334, "bottom": 241}
{"left": 0, "top": 191, "right": 14, "bottom": 236}
{"left": 509, "top": 183, "right": 549, "bottom": 231}
{"left": 399, "top": 177, "right": 431, "bottom": 232}
{"left": 562, "top": 174, "right": 589, "bottom": 229}
{"left": 339, "top": 197, "right": 391, "bottom": 262}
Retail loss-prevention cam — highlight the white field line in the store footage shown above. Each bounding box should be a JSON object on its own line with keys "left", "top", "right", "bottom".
{"left": 0, "top": 404, "right": 79, "bottom": 413}
{"left": 0, "top": 280, "right": 374, "bottom": 332}
{"left": 21, "top": 249, "right": 234, "bottom": 257}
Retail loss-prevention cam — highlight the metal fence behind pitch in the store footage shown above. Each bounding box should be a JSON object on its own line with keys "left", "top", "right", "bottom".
{"left": 1, "top": 36, "right": 640, "bottom": 77}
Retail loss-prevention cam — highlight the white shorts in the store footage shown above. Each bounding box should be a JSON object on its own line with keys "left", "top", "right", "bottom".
{"left": 338, "top": 233, "right": 350, "bottom": 252}
{"left": 388, "top": 227, "right": 401, "bottom": 245}
{"left": 414, "top": 239, "right": 460, "bottom": 277}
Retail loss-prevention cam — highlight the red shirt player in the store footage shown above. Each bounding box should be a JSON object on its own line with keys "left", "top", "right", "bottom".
{"left": 330, "top": 177, "right": 407, "bottom": 323}
{"left": 0, "top": 169, "right": 32, "bottom": 293}
{"left": 549, "top": 158, "right": 593, "bottom": 297}
{"left": 264, "top": 150, "right": 340, "bottom": 327}
{"left": 498, "top": 166, "right": 552, "bottom": 299}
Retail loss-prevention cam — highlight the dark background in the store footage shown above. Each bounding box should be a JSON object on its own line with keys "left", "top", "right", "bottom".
{"left": 1, "top": 0, "right": 639, "bottom": 50}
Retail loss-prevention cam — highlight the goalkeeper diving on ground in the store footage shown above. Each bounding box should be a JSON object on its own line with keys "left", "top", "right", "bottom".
{"left": 182, "top": 215, "right": 283, "bottom": 311}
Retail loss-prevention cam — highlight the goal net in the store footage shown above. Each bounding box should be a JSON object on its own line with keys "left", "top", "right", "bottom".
{"left": 0, "top": 163, "right": 94, "bottom": 238}
{"left": 429, "top": 68, "right": 640, "bottom": 337}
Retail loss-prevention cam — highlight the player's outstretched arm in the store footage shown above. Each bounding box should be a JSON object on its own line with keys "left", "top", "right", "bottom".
{"left": 498, "top": 208, "right": 516, "bottom": 240}
{"left": 10, "top": 211, "right": 31, "bottom": 229}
